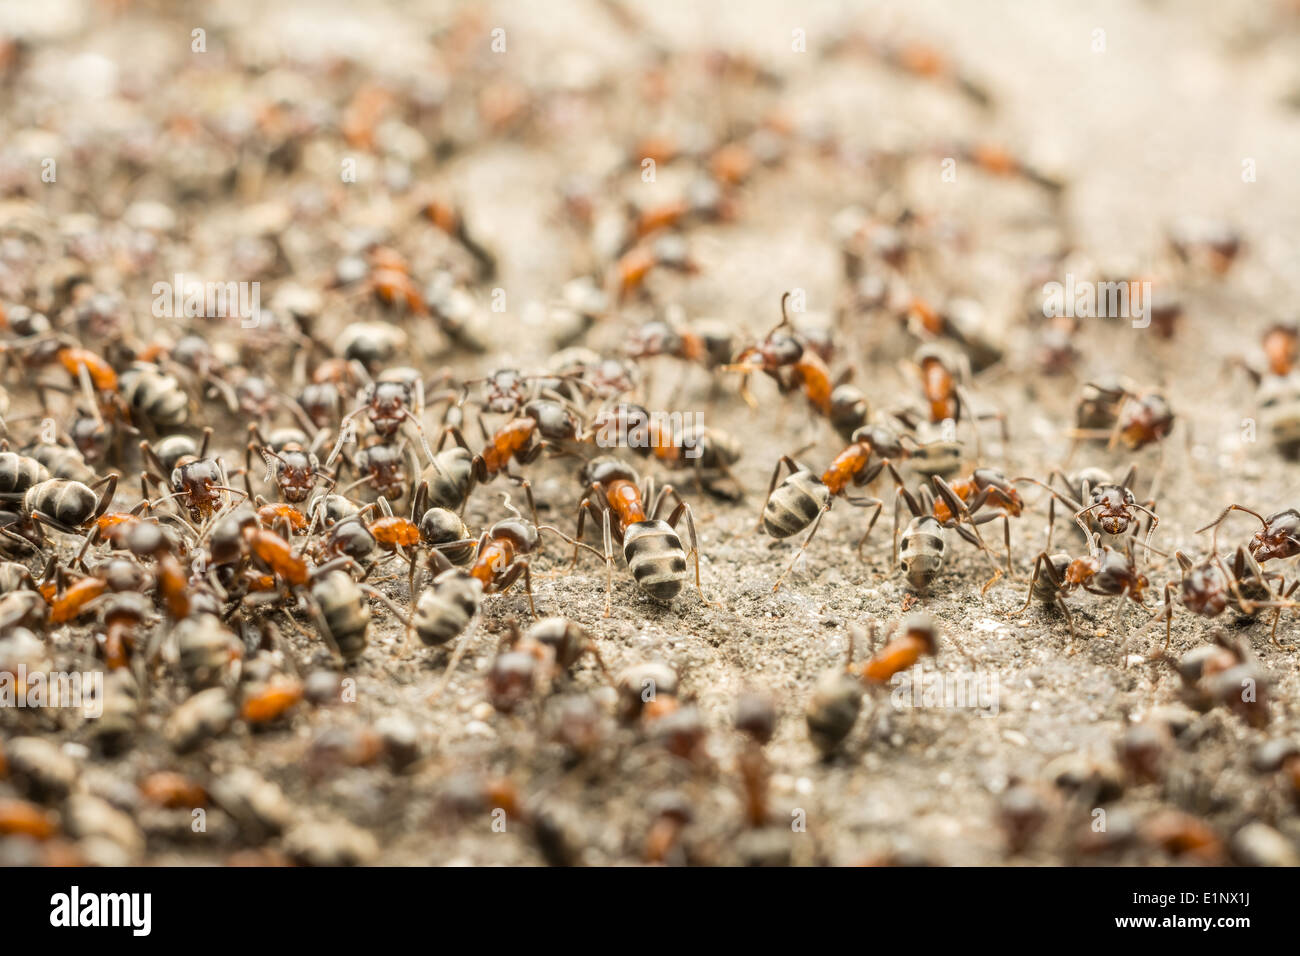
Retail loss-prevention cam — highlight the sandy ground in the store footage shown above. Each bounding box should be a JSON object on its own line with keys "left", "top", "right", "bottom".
{"left": 2, "top": 0, "right": 1300, "bottom": 866}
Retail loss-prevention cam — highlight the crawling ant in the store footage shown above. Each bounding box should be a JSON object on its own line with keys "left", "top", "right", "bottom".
{"left": 1197, "top": 503, "right": 1300, "bottom": 564}
{"left": 625, "top": 315, "right": 734, "bottom": 369}
{"left": 437, "top": 397, "right": 584, "bottom": 521}
{"left": 1016, "top": 464, "right": 1159, "bottom": 558}
{"left": 1070, "top": 381, "right": 1174, "bottom": 453}
{"left": 806, "top": 615, "right": 941, "bottom": 754}
{"left": 1018, "top": 544, "right": 1151, "bottom": 657}
{"left": 460, "top": 493, "right": 592, "bottom": 619}
{"left": 331, "top": 369, "right": 432, "bottom": 457}
{"left": 483, "top": 617, "right": 610, "bottom": 714}
{"left": 724, "top": 292, "right": 834, "bottom": 418}
{"left": 571, "top": 456, "right": 709, "bottom": 615}
{"left": 422, "top": 198, "right": 498, "bottom": 280}
{"left": 1174, "top": 632, "right": 1269, "bottom": 729}
{"left": 893, "top": 343, "right": 1006, "bottom": 460}
{"left": 893, "top": 475, "right": 1003, "bottom": 593}
{"left": 610, "top": 234, "right": 699, "bottom": 302}
{"left": 759, "top": 426, "right": 906, "bottom": 590}
{"left": 141, "top": 432, "right": 243, "bottom": 530}
{"left": 3, "top": 474, "right": 120, "bottom": 548}
{"left": 1230, "top": 325, "right": 1300, "bottom": 458}
{"left": 1153, "top": 547, "right": 1298, "bottom": 653}
{"left": 245, "top": 424, "right": 333, "bottom": 504}
{"left": 930, "top": 467, "right": 1024, "bottom": 578}
{"left": 1008, "top": 552, "right": 1079, "bottom": 642}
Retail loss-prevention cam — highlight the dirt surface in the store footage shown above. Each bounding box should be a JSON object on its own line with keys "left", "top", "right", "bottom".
{"left": 2, "top": 0, "right": 1300, "bottom": 866}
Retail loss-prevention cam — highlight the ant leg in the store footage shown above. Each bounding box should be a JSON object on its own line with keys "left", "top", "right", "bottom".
{"left": 570, "top": 496, "right": 595, "bottom": 570}
{"left": 1268, "top": 579, "right": 1299, "bottom": 647}
{"left": 1058, "top": 597, "right": 1079, "bottom": 655}
{"left": 427, "top": 614, "right": 484, "bottom": 704}
{"left": 599, "top": 505, "right": 613, "bottom": 617}
{"left": 933, "top": 476, "right": 1000, "bottom": 574}
{"left": 892, "top": 486, "right": 916, "bottom": 568}
{"left": 356, "top": 582, "right": 414, "bottom": 635}
{"left": 401, "top": 408, "right": 438, "bottom": 473}
{"left": 1008, "top": 552, "right": 1049, "bottom": 618}
{"left": 1131, "top": 504, "right": 1159, "bottom": 561}
{"left": 85, "top": 473, "right": 118, "bottom": 520}
{"left": 492, "top": 559, "right": 537, "bottom": 618}
{"left": 1152, "top": 581, "right": 1176, "bottom": 659}
{"left": 773, "top": 504, "right": 828, "bottom": 592}
{"left": 662, "top": 490, "right": 716, "bottom": 606}
{"left": 244, "top": 442, "right": 257, "bottom": 500}
{"left": 538, "top": 524, "right": 604, "bottom": 563}
{"left": 509, "top": 474, "right": 540, "bottom": 536}
{"left": 844, "top": 496, "right": 883, "bottom": 553}
{"left": 1074, "top": 503, "right": 1104, "bottom": 557}
{"left": 412, "top": 480, "right": 428, "bottom": 521}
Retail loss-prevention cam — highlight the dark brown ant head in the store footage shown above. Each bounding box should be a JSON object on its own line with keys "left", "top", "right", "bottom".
{"left": 480, "top": 368, "right": 529, "bottom": 413}
{"left": 1251, "top": 509, "right": 1300, "bottom": 563}
{"left": 1090, "top": 484, "right": 1136, "bottom": 534}
{"left": 299, "top": 382, "right": 341, "bottom": 428}
{"left": 235, "top": 375, "right": 276, "bottom": 419}
{"left": 1117, "top": 392, "right": 1174, "bottom": 450}
{"left": 69, "top": 412, "right": 111, "bottom": 464}
{"left": 365, "top": 380, "right": 411, "bottom": 435}
{"left": 761, "top": 330, "right": 803, "bottom": 367}
{"left": 270, "top": 448, "right": 315, "bottom": 502}
{"left": 1181, "top": 562, "right": 1228, "bottom": 617}
{"left": 171, "top": 458, "right": 222, "bottom": 495}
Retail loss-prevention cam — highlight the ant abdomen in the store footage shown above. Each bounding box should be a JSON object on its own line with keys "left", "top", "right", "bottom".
{"left": 623, "top": 519, "right": 689, "bottom": 601}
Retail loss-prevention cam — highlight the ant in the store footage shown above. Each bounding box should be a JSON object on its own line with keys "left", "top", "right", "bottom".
{"left": 805, "top": 615, "right": 941, "bottom": 754}
{"left": 610, "top": 234, "right": 699, "bottom": 303}
{"left": 892, "top": 344, "right": 1006, "bottom": 460}
{"left": 759, "top": 425, "right": 907, "bottom": 590}
{"left": 893, "top": 476, "right": 1003, "bottom": 593}
{"left": 1014, "top": 544, "right": 1151, "bottom": 657}
{"left": 724, "top": 292, "right": 834, "bottom": 418}
{"left": 245, "top": 424, "right": 335, "bottom": 505}
{"left": 1015, "top": 464, "right": 1159, "bottom": 559}
{"left": 1154, "top": 548, "right": 1299, "bottom": 654}
{"left": 1069, "top": 382, "right": 1175, "bottom": 453}
{"left": 1197, "top": 503, "right": 1300, "bottom": 565}
{"left": 460, "top": 493, "right": 594, "bottom": 619}
{"left": 141, "top": 428, "right": 245, "bottom": 529}
{"left": 437, "top": 397, "right": 585, "bottom": 523}
{"left": 571, "top": 457, "right": 709, "bottom": 615}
